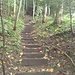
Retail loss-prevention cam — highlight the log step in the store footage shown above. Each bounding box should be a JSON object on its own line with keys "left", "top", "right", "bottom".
{"left": 22, "top": 53, "right": 44, "bottom": 58}
{"left": 21, "top": 40, "right": 38, "bottom": 44}
{"left": 21, "top": 38, "right": 34, "bottom": 40}
{"left": 21, "top": 33, "right": 31, "bottom": 35}
{"left": 21, "top": 58, "right": 48, "bottom": 66}
{"left": 22, "top": 26, "right": 34, "bottom": 33}
{"left": 21, "top": 37, "right": 37, "bottom": 40}
{"left": 21, "top": 37, "right": 34, "bottom": 40}
{"left": 24, "top": 44, "right": 41, "bottom": 48}
{"left": 22, "top": 48, "right": 42, "bottom": 53}
{"left": 15, "top": 72, "right": 50, "bottom": 75}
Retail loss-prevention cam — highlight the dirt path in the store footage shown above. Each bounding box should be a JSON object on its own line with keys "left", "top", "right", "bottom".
{"left": 15, "top": 17, "right": 50, "bottom": 75}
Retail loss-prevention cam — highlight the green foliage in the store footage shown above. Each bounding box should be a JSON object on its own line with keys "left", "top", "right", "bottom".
{"left": 35, "top": 6, "right": 42, "bottom": 18}
{"left": 0, "top": 16, "right": 24, "bottom": 55}
{"left": 36, "top": 14, "right": 75, "bottom": 38}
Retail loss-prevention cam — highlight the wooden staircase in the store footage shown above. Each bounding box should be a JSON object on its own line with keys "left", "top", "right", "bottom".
{"left": 15, "top": 23, "right": 50, "bottom": 75}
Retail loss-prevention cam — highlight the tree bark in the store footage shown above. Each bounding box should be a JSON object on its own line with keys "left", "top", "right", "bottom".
{"left": 69, "top": 4, "right": 73, "bottom": 41}
{"left": 13, "top": 0, "right": 22, "bottom": 31}
{"left": 0, "top": 0, "right": 6, "bottom": 75}
{"left": 7, "top": 0, "right": 10, "bottom": 17}
{"left": 47, "top": 3, "right": 50, "bottom": 16}
{"left": 42, "top": 4, "right": 47, "bottom": 23}
{"left": 14, "top": 0, "right": 16, "bottom": 16}
{"left": 33, "top": 0, "right": 36, "bottom": 20}
{"left": 25, "top": 0, "right": 28, "bottom": 12}
{"left": 23, "top": 0, "right": 25, "bottom": 17}
{"left": 53, "top": 4, "right": 62, "bottom": 24}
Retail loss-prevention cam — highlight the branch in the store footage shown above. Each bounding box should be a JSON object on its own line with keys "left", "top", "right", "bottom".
{"left": 42, "top": 41, "right": 75, "bottom": 67}
{"left": 59, "top": 70, "right": 66, "bottom": 75}
{"left": 54, "top": 46, "right": 75, "bottom": 67}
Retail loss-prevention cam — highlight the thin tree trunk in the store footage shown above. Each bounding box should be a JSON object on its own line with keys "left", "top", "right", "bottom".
{"left": 1, "top": 15, "right": 6, "bottom": 75}
{"left": 14, "top": 0, "right": 16, "bottom": 16}
{"left": 53, "top": 1, "right": 63, "bottom": 25}
{"left": 44, "top": 4, "right": 47, "bottom": 20}
{"left": 23, "top": 0, "right": 25, "bottom": 17}
{"left": 0, "top": 0, "right": 6, "bottom": 75}
{"left": 42, "top": 4, "right": 47, "bottom": 23}
{"left": 25, "top": 0, "right": 27, "bottom": 13}
{"left": 7, "top": 0, "right": 10, "bottom": 17}
{"left": 13, "top": 0, "right": 22, "bottom": 31}
{"left": 69, "top": 6, "right": 73, "bottom": 41}
{"left": 48, "top": 5, "right": 50, "bottom": 16}
{"left": 33, "top": 0, "right": 35, "bottom": 19}
{"left": 53, "top": 4, "right": 61, "bottom": 24}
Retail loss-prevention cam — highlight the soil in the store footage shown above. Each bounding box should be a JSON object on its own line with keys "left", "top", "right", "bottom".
{"left": 0, "top": 15, "right": 75, "bottom": 75}
{"left": 38, "top": 30, "right": 75, "bottom": 75}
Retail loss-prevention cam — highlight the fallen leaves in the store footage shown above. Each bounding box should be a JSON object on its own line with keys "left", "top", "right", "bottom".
{"left": 23, "top": 46, "right": 26, "bottom": 48}
{"left": 20, "top": 52, "right": 23, "bottom": 56}
{"left": 3, "top": 61, "right": 6, "bottom": 65}
{"left": 57, "top": 50, "right": 61, "bottom": 54}
{"left": 19, "top": 59, "right": 22, "bottom": 62}
{"left": 42, "top": 69, "right": 45, "bottom": 71}
{"left": 48, "top": 68, "right": 54, "bottom": 72}
{"left": 13, "top": 67, "right": 18, "bottom": 70}
{"left": 57, "top": 43, "right": 60, "bottom": 46}
{"left": 57, "top": 63, "right": 61, "bottom": 67}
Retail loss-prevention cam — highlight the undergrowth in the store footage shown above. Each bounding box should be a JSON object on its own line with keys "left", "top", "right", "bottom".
{"left": 0, "top": 16, "right": 24, "bottom": 56}
{"left": 35, "top": 15, "right": 75, "bottom": 75}
{"left": 36, "top": 14, "right": 75, "bottom": 38}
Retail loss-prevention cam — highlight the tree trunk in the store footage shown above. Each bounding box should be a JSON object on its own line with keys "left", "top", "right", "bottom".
{"left": 14, "top": 0, "right": 16, "bottom": 16}
{"left": 53, "top": 4, "right": 62, "bottom": 24}
{"left": 33, "top": 0, "right": 36, "bottom": 20}
{"left": 25, "top": 0, "right": 28, "bottom": 13}
{"left": 0, "top": 0, "right": 6, "bottom": 75}
{"left": 23, "top": 0, "right": 25, "bottom": 17}
{"left": 13, "top": 0, "right": 22, "bottom": 31}
{"left": 69, "top": 6, "right": 73, "bottom": 39}
{"left": 7, "top": 0, "right": 10, "bottom": 17}
{"left": 48, "top": 6, "right": 50, "bottom": 16}
{"left": 42, "top": 4, "right": 47, "bottom": 23}
{"left": 44, "top": 4, "right": 47, "bottom": 21}
{"left": 47, "top": 3, "right": 50, "bottom": 16}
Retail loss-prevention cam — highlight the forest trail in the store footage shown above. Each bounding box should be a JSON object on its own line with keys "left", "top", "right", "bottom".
{"left": 15, "top": 16, "right": 50, "bottom": 75}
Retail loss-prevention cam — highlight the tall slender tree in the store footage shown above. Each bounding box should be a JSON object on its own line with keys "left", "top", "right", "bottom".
{"left": 0, "top": 0, "right": 6, "bottom": 75}
{"left": 14, "top": 0, "right": 16, "bottom": 16}
{"left": 23, "top": 0, "right": 25, "bottom": 16}
{"left": 33, "top": 0, "right": 36, "bottom": 19}
{"left": 13, "top": 0, "right": 22, "bottom": 31}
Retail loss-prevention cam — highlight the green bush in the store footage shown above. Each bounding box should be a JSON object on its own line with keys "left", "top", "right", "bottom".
{"left": 0, "top": 16, "right": 24, "bottom": 55}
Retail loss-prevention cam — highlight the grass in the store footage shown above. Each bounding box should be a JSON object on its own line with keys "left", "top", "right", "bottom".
{"left": 0, "top": 16, "right": 24, "bottom": 55}
{"left": 35, "top": 14, "right": 75, "bottom": 74}
{"left": 36, "top": 14, "right": 75, "bottom": 38}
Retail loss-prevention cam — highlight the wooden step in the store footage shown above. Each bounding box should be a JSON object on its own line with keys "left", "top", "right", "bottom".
{"left": 21, "top": 38, "right": 34, "bottom": 40}
{"left": 21, "top": 33, "right": 31, "bottom": 35}
{"left": 15, "top": 72, "right": 50, "bottom": 75}
{"left": 21, "top": 34, "right": 37, "bottom": 39}
{"left": 21, "top": 33, "right": 33, "bottom": 37}
{"left": 22, "top": 48, "right": 42, "bottom": 53}
{"left": 21, "top": 34, "right": 31, "bottom": 37}
{"left": 21, "top": 39, "right": 38, "bottom": 44}
{"left": 21, "top": 38, "right": 33, "bottom": 40}
{"left": 21, "top": 31, "right": 36, "bottom": 36}
{"left": 21, "top": 37, "right": 37, "bottom": 40}
{"left": 24, "top": 44, "right": 41, "bottom": 48}
{"left": 22, "top": 26, "right": 34, "bottom": 33}
{"left": 21, "top": 58, "right": 48, "bottom": 66}
{"left": 22, "top": 53, "right": 44, "bottom": 58}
